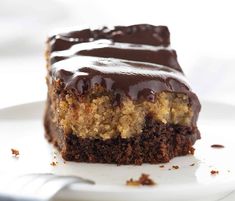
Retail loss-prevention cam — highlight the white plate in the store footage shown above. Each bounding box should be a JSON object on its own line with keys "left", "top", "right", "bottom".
{"left": 0, "top": 101, "right": 235, "bottom": 201}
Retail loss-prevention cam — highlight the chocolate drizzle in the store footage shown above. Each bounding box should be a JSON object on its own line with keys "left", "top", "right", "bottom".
{"left": 48, "top": 24, "right": 201, "bottom": 124}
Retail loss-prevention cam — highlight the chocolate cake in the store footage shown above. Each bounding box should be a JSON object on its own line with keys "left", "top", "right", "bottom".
{"left": 44, "top": 24, "right": 201, "bottom": 165}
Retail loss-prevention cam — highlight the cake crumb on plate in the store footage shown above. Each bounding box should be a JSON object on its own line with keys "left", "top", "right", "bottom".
{"left": 50, "top": 161, "right": 58, "bottom": 166}
{"left": 211, "top": 144, "right": 224, "bottom": 148}
{"left": 210, "top": 170, "right": 219, "bottom": 175}
{"left": 126, "top": 173, "right": 156, "bottom": 186}
{"left": 172, "top": 165, "right": 179, "bottom": 170}
{"left": 11, "top": 148, "right": 19, "bottom": 157}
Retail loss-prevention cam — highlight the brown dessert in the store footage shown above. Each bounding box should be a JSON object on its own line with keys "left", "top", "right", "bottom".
{"left": 11, "top": 148, "right": 19, "bottom": 157}
{"left": 211, "top": 144, "right": 224, "bottom": 148}
{"left": 126, "top": 173, "right": 155, "bottom": 186}
{"left": 44, "top": 24, "right": 201, "bottom": 164}
{"left": 210, "top": 170, "right": 219, "bottom": 175}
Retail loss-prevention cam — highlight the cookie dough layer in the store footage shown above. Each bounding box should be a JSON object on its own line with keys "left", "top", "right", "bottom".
{"left": 47, "top": 80, "right": 194, "bottom": 139}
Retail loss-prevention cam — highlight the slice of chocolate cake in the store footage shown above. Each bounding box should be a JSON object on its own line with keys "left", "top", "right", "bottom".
{"left": 44, "top": 24, "right": 201, "bottom": 165}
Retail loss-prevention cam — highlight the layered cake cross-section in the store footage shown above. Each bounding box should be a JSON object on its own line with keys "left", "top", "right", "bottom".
{"left": 44, "top": 24, "right": 201, "bottom": 165}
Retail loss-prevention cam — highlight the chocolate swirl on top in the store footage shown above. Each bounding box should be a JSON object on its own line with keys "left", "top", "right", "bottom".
{"left": 48, "top": 24, "right": 200, "bottom": 121}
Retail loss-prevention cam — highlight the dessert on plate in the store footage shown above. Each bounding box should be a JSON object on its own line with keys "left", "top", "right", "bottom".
{"left": 44, "top": 24, "right": 201, "bottom": 165}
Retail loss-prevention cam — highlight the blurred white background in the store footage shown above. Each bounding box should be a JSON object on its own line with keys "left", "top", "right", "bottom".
{"left": 0, "top": 0, "right": 235, "bottom": 108}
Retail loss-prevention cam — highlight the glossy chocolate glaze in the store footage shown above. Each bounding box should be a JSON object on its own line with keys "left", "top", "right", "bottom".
{"left": 48, "top": 24, "right": 201, "bottom": 124}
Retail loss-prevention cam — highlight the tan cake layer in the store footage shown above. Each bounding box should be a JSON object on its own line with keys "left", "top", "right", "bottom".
{"left": 47, "top": 79, "right": 193, "bottom": 139}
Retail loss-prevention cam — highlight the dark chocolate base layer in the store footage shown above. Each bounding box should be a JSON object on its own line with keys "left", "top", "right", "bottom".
{"left": 44, "top": 106, "right": 200, "bottom": 165}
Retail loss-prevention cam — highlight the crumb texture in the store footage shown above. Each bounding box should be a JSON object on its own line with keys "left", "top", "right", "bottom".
{"left": 211, "top": 144, "right": 224, "bottom": 148}
{"left": 11, "top": 148, "right": 19, "bottom": 157}
{"left": 210, "top": 170, "right": 219, "bottom": 175}
{"left": 44, "top": 104, "right": 200, "bottom": 165}
{"left": 126, "top": 173, "right": 156, "bottom": 186}
{"left": 47, "top": 81, "right": 194, "bottom": 139}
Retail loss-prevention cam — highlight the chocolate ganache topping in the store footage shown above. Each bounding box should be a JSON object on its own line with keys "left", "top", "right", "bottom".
{"left": 48, "top": 24, "right": 200, "bottom": 122}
